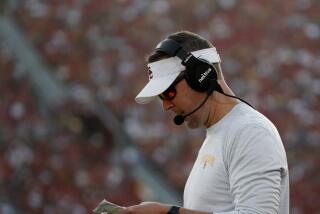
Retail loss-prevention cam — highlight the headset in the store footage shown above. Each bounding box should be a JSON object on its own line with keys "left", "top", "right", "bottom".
{"left": 155, "top": 38, "right": 254, "bottom": 109}
{"left": 155, "top": 39, "right": 223, "bottom": 95}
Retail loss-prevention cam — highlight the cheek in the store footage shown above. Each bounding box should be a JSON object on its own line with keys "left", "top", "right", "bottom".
{"left": 183, "top": 93, "right": 205, "bottom": 110}
{"left": 175, "top": 81, "right": 205, "bottom": 112}
{"left": 175, "top": 96, "right": 194, "bottom": 112}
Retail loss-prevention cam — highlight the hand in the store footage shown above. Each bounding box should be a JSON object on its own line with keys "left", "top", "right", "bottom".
{"left": 118, "top": 201, "right": 170, "bottom": 214}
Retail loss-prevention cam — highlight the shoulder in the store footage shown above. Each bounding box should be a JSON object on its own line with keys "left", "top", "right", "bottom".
{"left": 227, "top": 103, "right": 278, "bottom": 135}
{"left": 222, "top": 103, "right": 286, "bottom": 162}
{"left": 215, "top": 103, "right": 278, "bottom": 141}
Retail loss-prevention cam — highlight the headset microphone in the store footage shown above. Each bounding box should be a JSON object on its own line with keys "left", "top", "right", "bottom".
{"left": 173, "top": 115, "right": 185, "bottom": 126}
{"left": 173, "top": 94, "right": 210, "bottom": 125}
{"left": 173, "top": 88, "right": 254, "bottom": 125}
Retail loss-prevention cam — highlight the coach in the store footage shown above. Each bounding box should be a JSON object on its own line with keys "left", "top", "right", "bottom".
{"left": 120, "top": 31, "right": 289, "bottom": 214}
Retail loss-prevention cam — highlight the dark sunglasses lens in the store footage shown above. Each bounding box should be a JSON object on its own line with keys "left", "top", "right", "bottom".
{"left": 159, "top": 86, "right": 176, "bottom": 100}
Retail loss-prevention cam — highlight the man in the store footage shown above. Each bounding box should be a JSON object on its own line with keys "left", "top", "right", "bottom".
{"left": 121, "top": 31, "right": 289, "bottom": 214}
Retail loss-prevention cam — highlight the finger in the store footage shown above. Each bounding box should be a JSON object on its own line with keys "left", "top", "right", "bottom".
{"left": 139, "top": 201, "right": 150, "bottom": 205}
{"left": 117, "top": 207, "right": 132, "bottom": 214}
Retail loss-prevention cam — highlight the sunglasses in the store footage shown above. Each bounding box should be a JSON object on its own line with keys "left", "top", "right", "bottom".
{"left": 159, "top": 75, "right": 184, "bottom": 101}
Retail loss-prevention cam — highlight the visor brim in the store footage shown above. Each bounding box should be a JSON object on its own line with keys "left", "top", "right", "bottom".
{"left": 135, "top": 72, "right": 180, "bottom": 104}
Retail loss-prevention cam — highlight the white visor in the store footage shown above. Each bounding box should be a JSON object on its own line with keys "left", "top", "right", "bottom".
{"left": 135, "top": 47, "right": 221, "bottom": 104}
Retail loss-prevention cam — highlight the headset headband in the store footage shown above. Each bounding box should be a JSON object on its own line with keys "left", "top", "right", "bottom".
{"left": 155, "top": 39, "right": 190, "bottom": 62}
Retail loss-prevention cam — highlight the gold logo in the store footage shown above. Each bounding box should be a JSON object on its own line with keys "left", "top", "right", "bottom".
{"left": 201, "top": 154, "right": 215, "bottom": 169}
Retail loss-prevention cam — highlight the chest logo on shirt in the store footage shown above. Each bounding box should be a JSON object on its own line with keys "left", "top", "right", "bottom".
{"left": 201, "top": 154, "right": 215, "bottom": 169}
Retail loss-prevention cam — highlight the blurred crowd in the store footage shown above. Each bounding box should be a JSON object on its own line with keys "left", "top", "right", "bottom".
{"left": 0, "top": 44, "right": 141, "bottom": 213}
{"left": 1, "top": 0, "right": 319, "bottom": 213}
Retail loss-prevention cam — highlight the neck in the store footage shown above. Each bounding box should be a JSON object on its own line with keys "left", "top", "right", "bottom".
{"left": 205, "top": 81, "right": 238, "bottom": 127}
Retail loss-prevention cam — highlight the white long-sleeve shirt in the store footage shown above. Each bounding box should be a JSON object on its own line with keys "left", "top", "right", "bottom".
{"left": 183, "top": 103, "right": 289, "bottom": 214}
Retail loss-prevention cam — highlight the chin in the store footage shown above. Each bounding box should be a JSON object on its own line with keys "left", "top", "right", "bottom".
{"left": 185, "top": 120, "right": 200, "bottom": 129}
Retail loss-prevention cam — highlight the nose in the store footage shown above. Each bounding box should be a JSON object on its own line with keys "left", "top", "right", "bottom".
{"left": 162, "top": 99, "right": 174, "bottom": 111}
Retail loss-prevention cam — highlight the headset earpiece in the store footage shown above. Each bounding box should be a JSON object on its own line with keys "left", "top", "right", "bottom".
{"left": 184, "top": 58, "right": 217, "bottom": 93}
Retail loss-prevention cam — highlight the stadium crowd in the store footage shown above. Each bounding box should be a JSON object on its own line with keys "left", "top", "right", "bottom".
{"left": 0, "top": 45, "right": 141, "bottom": 213}
{"left": 1, "top": 0, "right": 319, "bottom": 213}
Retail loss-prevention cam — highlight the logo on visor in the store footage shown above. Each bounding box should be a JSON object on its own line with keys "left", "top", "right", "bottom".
{"left": 148, "top": 67, "right": 153, "bottom": 80}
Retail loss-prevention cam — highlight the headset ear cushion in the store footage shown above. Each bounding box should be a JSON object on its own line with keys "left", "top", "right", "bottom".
{"left": 185, "top": 60, "right": 217, "bottom": 92}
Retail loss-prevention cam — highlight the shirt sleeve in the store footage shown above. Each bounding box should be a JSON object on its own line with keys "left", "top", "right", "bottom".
{"left": 216, "top": 125, "right": 288, "bottom": 214}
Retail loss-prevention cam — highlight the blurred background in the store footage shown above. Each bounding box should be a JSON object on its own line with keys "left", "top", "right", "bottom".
{"left": 0, "top": 0, "right": 319, "bottom": 213}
